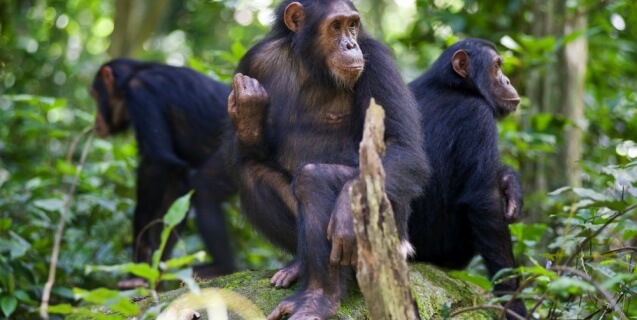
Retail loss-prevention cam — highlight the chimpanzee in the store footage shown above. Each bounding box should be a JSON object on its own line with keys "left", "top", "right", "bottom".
{"left": 408, "top": 38, "right": 527, "bottom": 318}
{"left": 91, "top": 58, "right": 237, "bottom": 288}
{"left": 226, "top": 1, "right": 429, "bottom": 318}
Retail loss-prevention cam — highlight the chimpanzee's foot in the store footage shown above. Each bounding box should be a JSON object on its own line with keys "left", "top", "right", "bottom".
{"left": 117, "top": 277, "right": 148, "bottom": 290}
{"left": 271, "top": 260, "right": 300, "bottom": 288}
{"left": 266, "top": 289, "right": 339, "bottom": 320}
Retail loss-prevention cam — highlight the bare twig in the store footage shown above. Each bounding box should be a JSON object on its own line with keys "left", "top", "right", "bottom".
{"left": 600, "top": 247, "right": 637, "bottom": 256}
{"left": 66, "top": 125, "right": 94, "bottom": 162}
{"left": 500, "top": 274, "right": 541, "bottom": 320}
{"left": 549, "top": 266, "right": 626, "bottom": 320}
{"left": 40, "top": 130, "right": 95, "bottom": 319}
{"left": 524, "top": 201, "right": 637, "bottom": 319}
{"left": 525, "top": 291, "right": 548, "bottom": 320}
{"left": 134, "top": 218, "right": 164, "bottom": 261}
{"left": 562, "top": 203, "right": 637, "bottom": 268}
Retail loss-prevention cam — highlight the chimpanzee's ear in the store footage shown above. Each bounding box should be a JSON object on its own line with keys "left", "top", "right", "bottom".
{"left": 451, "top": 50, "right": 469, "bottom": 78}
{"left": 101, "top": 66, "right": 116, "bottom": 94}
{"left": 284, "top": 2, "right": 305, "bottom": 33}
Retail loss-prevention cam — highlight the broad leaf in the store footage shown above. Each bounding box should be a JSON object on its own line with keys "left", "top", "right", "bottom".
{"left": 0, "top": 296, "right": 17, "bottom": 318}
{"left": 86, "top": 263, "right": 159, "bottom": 281}
{"left": 163, "top": 191, "right": 193, "bottom": 228}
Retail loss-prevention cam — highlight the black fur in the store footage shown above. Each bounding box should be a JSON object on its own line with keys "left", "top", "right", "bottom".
{"left": 228, "top": 0, "right": 429, "bottom": 316}
{"left": 92, "top": 59, "right": 237, "bottom": 275}
{"left": 408, "top": 38, "right": 527, "bottom": 319}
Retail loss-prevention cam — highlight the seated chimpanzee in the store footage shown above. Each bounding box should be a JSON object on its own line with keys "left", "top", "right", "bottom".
{"left": 408, "top": 38, "right": 527, "bottom": 318}
{"left": 91, "top": 58, "right": 237, "bottom": 289}
{"left": 226, "top": 1, "right": 429, "bottom": 319}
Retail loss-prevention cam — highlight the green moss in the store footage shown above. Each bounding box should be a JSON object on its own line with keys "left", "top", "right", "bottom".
{"left": 130, "top": 263, "right": 497, "bottom": 319}
{"left": 409, "top": 264, "right": 496, "bottom": 319}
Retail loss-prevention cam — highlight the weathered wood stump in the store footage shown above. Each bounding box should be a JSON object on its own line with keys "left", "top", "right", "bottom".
{"left": 350, "top": 99, "right": 420, "bottom": 319}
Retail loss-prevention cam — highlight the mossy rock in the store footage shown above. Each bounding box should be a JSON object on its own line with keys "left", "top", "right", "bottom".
{"left": 138, "top": 263, "right": 495, "bottom": 319}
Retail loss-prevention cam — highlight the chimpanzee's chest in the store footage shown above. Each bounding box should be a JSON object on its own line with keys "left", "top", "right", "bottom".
{"left": 266, "top": 98, "right": 360, "bottom": 174}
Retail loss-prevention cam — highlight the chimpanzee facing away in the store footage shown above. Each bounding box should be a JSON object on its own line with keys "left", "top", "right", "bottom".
{"left": 91, "top": 58, "right": 237, "bottom": 289}
{"left": 227, "top": 0, "right": 429, "bottom": 318}
{"left": 408, "top": 38, "right": 527, "bottom": 318}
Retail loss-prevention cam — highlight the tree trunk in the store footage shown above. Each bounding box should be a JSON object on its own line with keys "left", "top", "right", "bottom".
{"left": 561, "top": 9, "right": 588, "bottom": 188}
{"left": 350, "top": 99, "right": 420, "bottom": 320}
{"left": 522, "top": 0, "right": 565, "bottom": 219}
{"left": 108, "top": 0, "right": 172, "bottom": 57}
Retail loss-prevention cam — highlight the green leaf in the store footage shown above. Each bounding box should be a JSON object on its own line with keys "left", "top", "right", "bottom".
{"left": 47, "top": 303, "right": 74, "bottom": 314}
{"left": 562, "top": 29, "right": 586, "bottom": 46}
{"left": 600, "top": 272, "right": 633, "bottom": 290}
{"left": 86, "top": 263, "right": 159, "bottom": 281}
{"left": 510, "top": 223, "right": 548, "bottom": 242}
{"left": 519, "top": 265, "right": 557, "bottom": 279}
{"left": 33, "top": 198, "right": 65, "bottom": 213}
{"left": 152, "top": 226, "right": 174, "bottom": 269}
{"left": 6, "top": 94, "right": 56, "bottom": 106}
{"left": 72, "top": 288, "right": 139, "bottom": 316}
{"left": 151, "top": 249, "right": 163, "bottom": 274}
{"left": 571, "top": 199, "right": 626, "bottom": 211}
{"left": 548, "top": 277, "right": 595, "bottom": 298}
{"left": 163, "top": 191, "right": 193, "bottom": 228}
{"left": 52, "top": 287, "right": 75, "bottom": 300}
{"left": 0, "top": 232, "right": 32, "bottom": 260}
{"left": 12, "top": 290, "right": 32, "bottom": 303}
{"left": 571, "top": 188, "right": 614, "bottom": 202}
{"left": 532, "top": 113, "right": 555, "bottom": 131}
{"left": 448, "top": 270, "right": 491, "bottom": 290}
{"left": 231, "top": 41, "right": 247, "bottom": 59}
{"left": 152, "top": 192, "right": 194, "bottom": 270}
{"left": 108, "top": 297, "right": 140, "bottom": 316}
{"left": 74, "top": 288, "right": 119, "bottom": 303}
{"left": 1, "top": 296, "right": 17, "bottom": 318}
{"left": 161, "top": 251, "right": 207, "bottom": 270}
{"left": 548, "top": 186, "right": 571, "bottom": 196}
{"left": 0, "top": 218, "right": 12, "bottom": 231}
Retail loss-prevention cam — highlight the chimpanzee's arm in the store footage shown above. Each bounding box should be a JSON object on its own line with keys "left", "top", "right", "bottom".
{"left": 227, "top": 73, "right": 298, "bottom": 218}
{"left": 357, "top": 40, "right": 430, "bottom": 239}
{"left": 498, "top": 165, "right": 523, "bottom": 223}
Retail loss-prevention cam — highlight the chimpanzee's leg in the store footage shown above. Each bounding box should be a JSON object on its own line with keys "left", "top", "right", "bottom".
{"left": 465, "top": 194, "right": 527, "bottom": 319}
{"left": 120, "top": 161, "right": 187, "bottom": 289}
{"left": 133, "top": 161, "right": 188, "bottom": 262}
{"left": 191, "top": 149, "right": 238, "bottom": 277}
{"left": 237, "top": 160, "right": 298, "bottom": 253}
{"left": 268, "top": 164, "right": 356, "bottom": 320}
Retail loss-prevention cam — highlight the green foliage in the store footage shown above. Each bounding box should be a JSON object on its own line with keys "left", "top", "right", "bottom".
{"left": 507, "top": 162, "right": 637, "bottom": 318}
{"left": 1, "top": 0, "right": 637, "bottom": 319}
{"left": 47, "top": 193, "right": 206, "bottom": 319}
{"left": 0, "top": 3, "right": 284, "bottom": 318}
